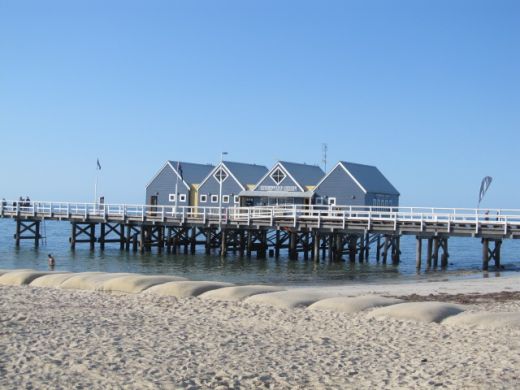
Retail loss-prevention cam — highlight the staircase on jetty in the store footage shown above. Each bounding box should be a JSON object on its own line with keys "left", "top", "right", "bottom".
{"left": 1, "top": 200, "right": 519, "bottom": 271}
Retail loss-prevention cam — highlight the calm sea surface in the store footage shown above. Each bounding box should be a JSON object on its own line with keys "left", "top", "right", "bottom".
{"left": 1, "top": 219, "right": 519, "bottom": 286}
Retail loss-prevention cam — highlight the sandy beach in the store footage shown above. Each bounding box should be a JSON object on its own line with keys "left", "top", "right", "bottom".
{"left": 2, "top": 274, "right": 520, "bottom": 389}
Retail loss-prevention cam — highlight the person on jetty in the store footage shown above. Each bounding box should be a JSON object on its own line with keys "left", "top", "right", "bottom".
{"left": 47, "top": 254, "right": 55, "bottom": 268}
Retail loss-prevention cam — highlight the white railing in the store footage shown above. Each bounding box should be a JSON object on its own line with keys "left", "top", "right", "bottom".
{"left": 1, "top": 200, "right": 520, "bottom": 228}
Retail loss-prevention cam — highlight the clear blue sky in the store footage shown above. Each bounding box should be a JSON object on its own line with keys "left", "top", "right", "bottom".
{"left": 1, "top": 0, "right": 518, "bottom": 207}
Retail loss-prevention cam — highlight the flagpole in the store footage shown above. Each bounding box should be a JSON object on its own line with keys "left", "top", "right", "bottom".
{"left": 174, "top": 162, "right": 179, "bottom": 215}
{"left": 95, "top": 173, "right": 98, "bottom": 206}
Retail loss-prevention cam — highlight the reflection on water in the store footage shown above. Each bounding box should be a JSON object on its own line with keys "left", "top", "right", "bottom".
{"left": 1, "top": 220, "right": 519, "bottom": 285}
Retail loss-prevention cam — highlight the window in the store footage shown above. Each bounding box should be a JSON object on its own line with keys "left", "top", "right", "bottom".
{"left": 213, "top": 168, "right": 228, "bottom": 183}
{"left": 328, "top": 197, "right": 336, "bottom": 205}
{"left": 315, "top": 197, "right": 323, "bottom": 205}
{"left": 234, "top": 195, "right": 240, "bottom": 204}
{"left": 169, "top": 194, "right": 176, "bottom": 202}
{"left": 270, "top": 167, "right": 286, "bottom": 185}
{"left": 222, "top": 195, "right": 230, "bottom": 203}
{"left": 179, "top": 194, "right": 186, "bottom": 202}
{"left": 200, "top": 194, "right": 207, "bottom": 203}
{"left": 211, "top": 195, "right": 218, "bottom": 203}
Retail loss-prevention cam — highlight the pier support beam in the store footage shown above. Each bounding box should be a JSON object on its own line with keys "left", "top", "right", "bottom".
{"left": 482, "top": 238, "right": 502, "bottom": 271}
{"left": 14, "top": 219, "right": 41, "bottom": 247}
{"left": 69, "top": 222, "right": 96, "bottom": 250}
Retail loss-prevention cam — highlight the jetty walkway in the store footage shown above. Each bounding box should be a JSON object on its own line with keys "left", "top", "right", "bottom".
{"left": 1, "top": 200, "right": 519, "bottom": 270}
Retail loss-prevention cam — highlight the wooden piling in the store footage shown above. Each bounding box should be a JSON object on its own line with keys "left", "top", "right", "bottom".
{"left": 433, "top": 238, "right": 440, "bottom": 268}
{"left": 441, "top": 238, "right": 449, "bottom": 268}
{"left": 205, "top": 229, "right": 211, "bottom": 254}
{"left": 246, "top": 230, "right": 253, "bottom": 257}
{"left": 100, "top": 223, "right": 106, "bottom": 251}
{"left": 415, "top": 236, "right": 422, "bottom": 269}
{"left": 382, "top": 236, "right": 389, "bottom": 264}
{"left": 495, "top": 240, "right": 502, "bottom": 268}
{"left": 220, "top": 229, "right": 227, "bottom": 257}
{"left": 313, "top": 231, "right": 320, "bottom": 262}
{"left": 190, "top": 227, "right": 197, "bottom": 254}
{"left": 359, "top": 234, "right": 365, "bottom": 263}
{"left": 426, "top": 237, "right": 433, "bottom": 269}
{"left": 289, "top": 231, "right": 297, "bottom": 260}
{"left": 239, "top": 230, "right": 245, "bottom": 257}
{"left": 482, "top": 238, "right": 489, "bottom": 271}
{"left": 34, "top": 221, "right": 40, "bottom": 247}
{"left": 89, "top": 224, "right": 96, "bottom": 250}
{"left": 119, "top": 224, "right": 125, "bottom": 250}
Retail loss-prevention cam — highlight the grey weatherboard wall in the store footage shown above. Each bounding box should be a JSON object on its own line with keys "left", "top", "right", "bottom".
{"left": 314, "top": 162, "right": 400, "bottom": 207}
{"left": 198, "top": 162, "right": 268, "bottom": 208}
{"left": 145, "top": 164, "right": 189, "bottom": 206}
{"left": 198, "top": 172, "right": 243, "bottom": 208}
{"left": 314, "top": 164, "right": 367, "bottom": 206}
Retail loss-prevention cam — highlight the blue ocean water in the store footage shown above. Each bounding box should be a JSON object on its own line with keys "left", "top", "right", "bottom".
{"left": 1, "top": 219, "right": 519, "bottom": 285}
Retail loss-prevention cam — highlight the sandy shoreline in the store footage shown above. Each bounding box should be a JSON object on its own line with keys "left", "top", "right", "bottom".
{"left": 1, "top": 274, "right": 520, "bottom": 389}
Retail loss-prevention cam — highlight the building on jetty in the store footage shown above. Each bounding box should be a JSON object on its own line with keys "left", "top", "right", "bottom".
{"left": 239, "top": 161, "right": 324, "bottom": 206}
{"left": 146, "top": 161, "right": 214, "bottom": 207}
{"left": 314, "top": 161, "right": 400, "bottom": 207}
{"left": 197, "top": 161, "right": 268, "bottom": 208}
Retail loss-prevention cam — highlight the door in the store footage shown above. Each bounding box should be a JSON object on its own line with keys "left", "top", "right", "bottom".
{"left": 150, "top": 195, "right": 158, "bottom": 214}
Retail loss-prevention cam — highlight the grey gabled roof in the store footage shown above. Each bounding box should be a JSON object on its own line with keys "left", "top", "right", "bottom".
{"left": 223, "top": 161, "right": 268, "bottom": 187}
{"left": 340, "top": 161, "right": 400, "bottom": 195}
{"left": 279, "top": 161, "right": 324, "bottom": 188}
{"left": 168, "top": 161, "right": 214, "bottom": 185}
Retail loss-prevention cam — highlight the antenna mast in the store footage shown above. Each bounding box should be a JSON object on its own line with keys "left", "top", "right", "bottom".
{"left": 322, "top": 143, "right": 328, "bottom": 172}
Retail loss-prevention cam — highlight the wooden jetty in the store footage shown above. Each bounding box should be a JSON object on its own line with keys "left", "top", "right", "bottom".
{"left": 1, "top": 201, "right": 520, "bottom": 270}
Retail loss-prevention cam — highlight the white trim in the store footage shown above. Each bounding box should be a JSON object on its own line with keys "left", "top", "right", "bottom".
{"left": 211, "top": 194, "right": 218, "bottom": 203}
{"left": 146, "top": 161, "right": 171, "bottom": 189}
{"left": 179, "top": 194, "right": 186, "bottom": 202}
{"left": 270, "top": 167, "right": 286, "bottom": 185}
{"left": 234, "top": 195, "right": 240, "bottom": 204}
{"left": 213, "top": 167, "right": 229, "bottom": 184}
{"left": 222, "top": 195, "right": 230, "bottom": 203}
{"left": 328, "top": 197, "right": 336, "bottom": 205}
{"left": 169, "top": 193, "right": 176, "bottom": 202}
{"left": 251, "top": 162, "right": 305, "bottom": 192}
{"left": 200, "top": 194, "right": 208, "bottom": 203}
{"left": 198, "top": 162, "right": 246, "bottom": 191}
{"left": 166, "top": 161, "right": 191, "bottom": 190}
{"left": 340, "top": 163, "right": 368, "bottom": 194}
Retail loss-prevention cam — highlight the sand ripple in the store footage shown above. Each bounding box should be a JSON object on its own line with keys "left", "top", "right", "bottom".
{"left": 1, "top": 285, "right": 520, "bottom": 389}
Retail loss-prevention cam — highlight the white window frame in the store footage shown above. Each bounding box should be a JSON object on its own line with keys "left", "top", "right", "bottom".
{"left": 234, "top": 195, "right": 240, "bottom": 204}
{"left": 200, "top": 194, "right": 207, "bottom": 203}
{"left": 328, "top": 197, "right": 336, "bottom": 206}
{"left": 315, "top": 196, "right": 323, "bottom": 205}
{"left": 169, "top": 194, "right": 176, "bottom": 202}
{"left": 211, "top": 195, "right": 219, "bottom": 203}
{"left": 179, "top": 194, "right": 187, "bottom": 202}
{"left": 213, "top": 168, "right": 228, "bottom": 184}
{"left": 270, "top": 167, "right": 286, "bottom": 185}
{"left": 222, "top": 195, "right": 230, "bottom": 203}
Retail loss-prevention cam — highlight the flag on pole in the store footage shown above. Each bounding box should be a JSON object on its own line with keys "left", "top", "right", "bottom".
{"left": 177, "top": 162, "right": 183, "bottom": 181}
{"left": 478, "top": 176, "right": 492, "bottom": 205}
{"left": 97, "top": 158, "right": 102, "bottom": 170}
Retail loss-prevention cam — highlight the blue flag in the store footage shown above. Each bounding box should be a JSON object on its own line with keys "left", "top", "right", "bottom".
{"left": 177, "top": 162, "right": 183, "bottom": 180}
{"left": 478, "top": 176, "right": 492, "bottom": 205}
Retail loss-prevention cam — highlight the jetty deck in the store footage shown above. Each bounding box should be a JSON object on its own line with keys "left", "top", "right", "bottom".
{"left": 1, "top": 201, "right": 519, "bottom": 270}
